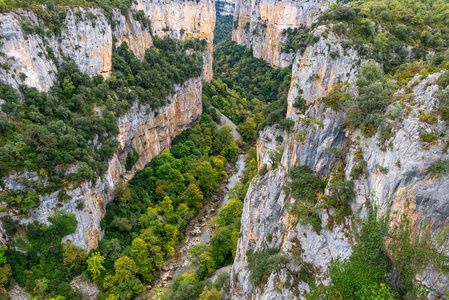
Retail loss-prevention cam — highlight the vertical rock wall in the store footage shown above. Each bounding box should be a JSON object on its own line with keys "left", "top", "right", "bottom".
{"left": 232, "top": 0, "right": 334, "bottom": 68}
{"left": 230, "top": 26, "right": 449, "bottom": 298}
{"left": 134, "top": 0, "right": 216, "bottom": 82}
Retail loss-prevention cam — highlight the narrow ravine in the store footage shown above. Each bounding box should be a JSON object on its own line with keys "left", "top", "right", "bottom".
{"left": 142, "top": 118, "right": 247, "bottom": 296}
{"left": 172, "top": 154, "right": 246, "bottom": 278}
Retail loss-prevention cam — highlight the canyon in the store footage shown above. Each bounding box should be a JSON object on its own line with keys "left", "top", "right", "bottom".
{"left": 1, "top": 0, "right": 449, "bottom": 298}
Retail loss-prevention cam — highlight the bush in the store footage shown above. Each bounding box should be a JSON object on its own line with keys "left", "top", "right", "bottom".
{"left": 321, "top": 162, "right": 355, "bottom": 224}
{"left": 325, "top": 206, "right": 393, "bottom": 299}
{"left": 430, "top": 159, "right": 449, "bottom": 177}
{"left": 125, "top": 148, "right": 140, "bottom": 171}
{"left": 330, "top": 50, "right": 340, "bottom": 59}
{"left": 1, "top": 216, "right": 19, "bottom": 237}
{"left": 246, "top": 248, "right": 285, "bottom": 286}
{"left": 259, "top": 164, "right": 268, "bottom": 177}
{"left": 350, "top": 160, "right": 367, "bottom": 179}
{"left": 332, "top": 6, "right": 356, "bottom": 21}
{"left": 436, "top": 89, "right": 449, "bottom": 119}
{"left": 348, "top": 61, "right": 393, "bottom": 134}
{"left": 284, "top": 166, "right": 325, "bottom": 232}
{"left": 420, "top": 130, "right": 439, "bottom": 143}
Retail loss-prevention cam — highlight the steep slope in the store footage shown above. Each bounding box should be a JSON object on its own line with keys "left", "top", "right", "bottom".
{"left": 0, "top": 0, "right": 215, "bottom": 250}
{"left": 0, "top": 7, "right": 152, "bottom": 92}
{"left": 134, "top": 0, "right": 216, "bottom": 82}
{"left": 230, "top": 24, "right": 449, "bottom": 298}
{"left": 232, "top": 0, "right": 334, "bottom": 68}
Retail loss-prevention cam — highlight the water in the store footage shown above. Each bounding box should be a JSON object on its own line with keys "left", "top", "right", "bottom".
{"left": 171, "top": 154, "right": 246, "bottom": 279}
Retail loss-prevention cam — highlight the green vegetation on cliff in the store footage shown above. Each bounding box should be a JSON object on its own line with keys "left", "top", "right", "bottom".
{"left": 0, "top": 37, "right": 203, "bottom": 211}
{"left": 308, "top": 203, "right": 449, "bottom": 299}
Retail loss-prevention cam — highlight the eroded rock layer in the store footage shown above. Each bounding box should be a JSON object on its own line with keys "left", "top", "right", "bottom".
{"left": 232, "top": 0, "right": 334, "bottom": 68}
{"left": 0, "top": 0, "right": 215, "bottom": 250}
{"left": 230, "top": 26, "right": 449, "bottom": 298}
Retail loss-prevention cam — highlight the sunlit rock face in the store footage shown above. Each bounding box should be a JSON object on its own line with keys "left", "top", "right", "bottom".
{"left": 0, "top": 0, "right": 215, "bottom": 250}
{"left": 134, "top": 0, "right": 216, "bottom": 82}
{"left": 232, "top": 0, "right": 335, "bottom": 68}
{"left": 230, "top": 25, "right": 449, "bottom": 299}
{"left": 216, "top": 0, "right": 236, "bottom": 16}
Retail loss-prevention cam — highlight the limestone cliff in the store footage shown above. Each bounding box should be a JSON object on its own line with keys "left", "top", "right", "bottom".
{"left": 0, "top": 0, "right": 215, "bottom": 250}
{"left": 230, "top": 26, "right": 449, "bottom": 298}
{"left": 2, "top": 77, "right": 202, "bottom": 250}
{"left": 133, "top": 0, "right": 216, "bottom": 82}
{"left": 0, "top": 0, "right": 216, "bottom": 92}
{"left": 0, "top": 7, "right": 152, "bottom": 92}
{"left": 232, "top": 0, "right": 334, "bottom": 68}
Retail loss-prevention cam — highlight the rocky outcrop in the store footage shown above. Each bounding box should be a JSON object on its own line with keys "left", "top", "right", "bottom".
{"left": 0, "top": 1, "right": 216, "bottom": 250}
{"left": 232, "top": 0, "right": 335, "bottom": 68}
{"left": 0, "top": 7, "right": 152, "bottom": 92}
{"left": 0, "top": 0, "right": 216, "bottom": 92}
{"left": 230, "top": 26, "right": 449, "bottom": 298}
{"left": 216, "top": 0, "right": 235, "bottom": 16}
{"left": 2, "top": 77, "right": 203, "bottom": 250}
{"left": 133, "top": 0, "right": 216, "bottom": 81}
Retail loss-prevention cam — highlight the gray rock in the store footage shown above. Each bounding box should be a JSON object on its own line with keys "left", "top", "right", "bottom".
{"left": 230, "top": 21, "right": 449, "bottom": 298}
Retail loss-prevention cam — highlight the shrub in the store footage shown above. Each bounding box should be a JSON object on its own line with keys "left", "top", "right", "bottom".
{"left": 321, "top": 83, "right": 350, "bottom": 109}
{"left": 293, "top": 95, "right": 308, "bottom": 113}
{"left": 347, "top": 61, "right": 393, "bottom": 134}
{"left": 430, "top": 159, "right": 449, "bottom": 177}
{"left": 438, "top": 72, "right": 449, "bottom": 89}
{"left": 324, "top": 205, "right": 393, "bottom": 299}
{"left": 321, "top": 162, "right": 355, "bottom": 224}
{"left": 284, "top": 166, "right": 325, "bottom": 232}
{"left": 420, "top": 130, "right": 439, "bottom": 143}
{"left": 436, "top": 89, "right": 449, "bottom": 119}
{"left": 125, "top": 148, "right": 140, "bottom": 171}
{"left": 259, "top": 164, "right": 268, "bottom": 177}
{"left": 350, "top": 160, "right": 367, "bottom": 179}
{"left": 330, "top": 50, "right": 340, "bottom": 59}
{"left": 246, "top": 248, "right": 284, "bottom": 286}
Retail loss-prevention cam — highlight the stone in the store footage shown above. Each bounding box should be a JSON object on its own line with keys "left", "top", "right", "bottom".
{"left": 232, "top": 0, "right": 335, "bottom": 68}
{"left": 230, "top": 21, "right": 449, "bottom": 299}
{"left": 0, "top": 0, "right": 215, "bottom": 251}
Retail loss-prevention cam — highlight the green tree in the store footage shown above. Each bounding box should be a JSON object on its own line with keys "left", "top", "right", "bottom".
{"left": 189, "top": 245, "right": 216, "bottom": 280}
{"left": 199, "top": 287, "right": 222, "bottom": 300}
{"left": 210, "top": 227, "right": 233, "bottom": 266}
{"left": 87, "top": 252, "right": 106, "bottom": 281}
{"left": 195, "top": 161, "right": 220, "bottom": 195}
{"left": 183, "top": 183, "right": 204, "bottom": 213}
{"left": 238, "top": 117, "right": 257, "bottom": 140}
{"left": 218, "top": 199, "right": 243, "bottom": 227}
{"left": 348, "top": 61, "right": 393, "bottom": 133}
{"left": 131, "top": 236, "right": 164, "bottom": 282}
{"left": 157, "top": 196, "right": 175, "bottom": 222}
{"left": 114, "top": 256, "right": 138, "bottom": 283}
{"left": 62, "top": 241, "right": 87, "bottom": 270}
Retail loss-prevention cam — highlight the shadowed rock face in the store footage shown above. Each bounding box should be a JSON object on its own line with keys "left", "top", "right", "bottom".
{"left": 216, "top": 0, "right": 236, "bottom": 16}
{"left": 230, "top": 25, "right": 449, "bottom": 298}
{"left": 0, "top": 0, "right": 216, "bottom": 250}
{"left": 232, "top": 0, "right": 335, "bottom": 69}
